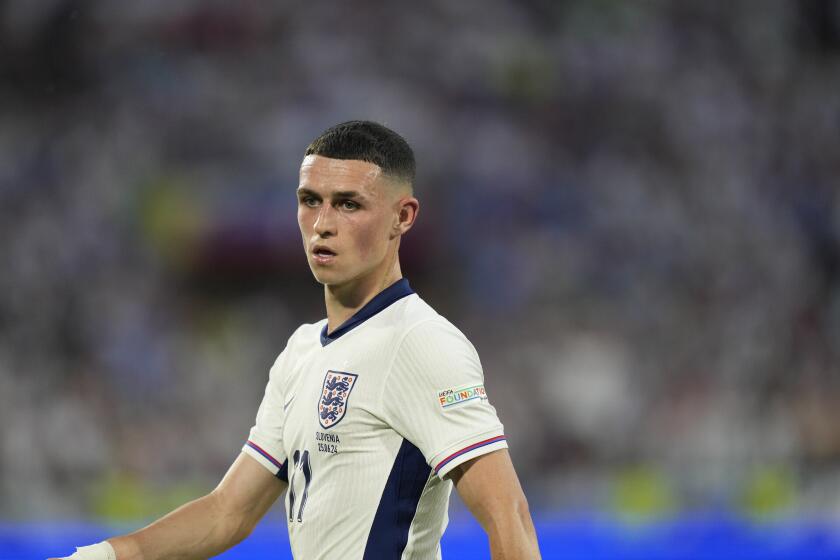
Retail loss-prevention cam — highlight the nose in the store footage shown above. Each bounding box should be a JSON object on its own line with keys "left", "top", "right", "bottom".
{"left": 313, "top": 203, "right": 336, "bottom": 238}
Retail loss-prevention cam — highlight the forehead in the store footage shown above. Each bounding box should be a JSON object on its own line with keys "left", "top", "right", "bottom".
{"left": 298, "top": 155, "right": 384, "bottom": 195}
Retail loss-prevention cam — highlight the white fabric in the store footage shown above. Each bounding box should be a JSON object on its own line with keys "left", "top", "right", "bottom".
{"left": 62, "top": 542, "right": 116, "bottom": 560}
{"left": 242, "top": 293, "right": 507, "bottom": 559}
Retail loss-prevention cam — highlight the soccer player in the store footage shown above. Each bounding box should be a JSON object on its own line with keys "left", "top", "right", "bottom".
{"left": 54, "top": 121, "right": 541, "bottom": 559}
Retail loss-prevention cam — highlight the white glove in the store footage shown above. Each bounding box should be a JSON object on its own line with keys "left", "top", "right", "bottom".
{"left": 58, "top": 541, "right": 117, "bottom": 560}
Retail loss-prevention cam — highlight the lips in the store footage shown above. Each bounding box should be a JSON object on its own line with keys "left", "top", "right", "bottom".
{"left": 311, "top": 245, "right": 337, "bottom": 265}
{"left": 312, "top": 245, "right": 336, "bottom": 256}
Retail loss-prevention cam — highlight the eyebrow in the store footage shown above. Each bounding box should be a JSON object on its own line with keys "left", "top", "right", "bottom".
{"left": 297, "top": 187, "right": 364, "bottom": 199}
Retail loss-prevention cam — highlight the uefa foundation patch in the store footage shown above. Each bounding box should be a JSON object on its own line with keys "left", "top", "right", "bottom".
{"left": 438, "top": 384, "right": 488, "bottom": 410}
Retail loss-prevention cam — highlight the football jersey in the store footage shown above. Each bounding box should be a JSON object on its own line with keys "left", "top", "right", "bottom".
{"left": 242, "top": 279, "right": 508, "bottom": 559}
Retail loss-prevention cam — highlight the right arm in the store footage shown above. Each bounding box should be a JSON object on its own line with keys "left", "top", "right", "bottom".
{"left": 54, "top": 342, "right": 296, "bottom": 560}
{"left": 108, "top": 452, "right": 285, "bottom": 560}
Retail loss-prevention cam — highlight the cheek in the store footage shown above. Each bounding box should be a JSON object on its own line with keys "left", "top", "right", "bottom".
{"left": 351, "top": 215, "right": 390, "bottom": 259}
{"left": 298, "top": 208, "right": 311, "bottom": 235}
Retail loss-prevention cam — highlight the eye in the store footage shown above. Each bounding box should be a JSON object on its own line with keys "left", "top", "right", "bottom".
{"left": 339, "top": 199, "right": 360, "bottom": 211}
{"left": 300, "top": 195, "right": 320, "bottom": 208}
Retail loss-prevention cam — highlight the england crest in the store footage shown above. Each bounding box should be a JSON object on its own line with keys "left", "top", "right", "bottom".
{"left": 318, "top": 370, "right": 358, "bottom": 429}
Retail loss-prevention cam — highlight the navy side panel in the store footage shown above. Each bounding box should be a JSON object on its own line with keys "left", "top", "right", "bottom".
{"left": 363, "top": 439, "right": 432, "bottom": 559}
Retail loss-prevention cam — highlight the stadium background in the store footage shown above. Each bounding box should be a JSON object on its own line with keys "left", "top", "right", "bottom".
{"left": 2, "top": 1, "right": 839, "bottom": 558}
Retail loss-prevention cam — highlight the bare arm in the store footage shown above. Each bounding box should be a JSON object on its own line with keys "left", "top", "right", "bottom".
{"left": 107, "top": 453, "right": 285, "bottom": 560}
{"left": 450, "top": 449, "right": 541, "bottom": 560}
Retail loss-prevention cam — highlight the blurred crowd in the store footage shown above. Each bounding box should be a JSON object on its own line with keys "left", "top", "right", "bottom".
{"left": 1, "top": 0, "right": 839, "bottom": 522}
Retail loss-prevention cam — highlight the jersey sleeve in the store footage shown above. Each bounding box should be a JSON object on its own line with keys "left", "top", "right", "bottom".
{"left": 382, "top": 319, "right": 508, "bottom": 479}
{"left": 242, "top": 347, "right": 290, "bottom": 480}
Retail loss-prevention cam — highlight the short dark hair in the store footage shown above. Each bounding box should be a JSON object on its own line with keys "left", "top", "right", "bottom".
{"left": 305, "top": 121, "right": 415, "bottom": 185}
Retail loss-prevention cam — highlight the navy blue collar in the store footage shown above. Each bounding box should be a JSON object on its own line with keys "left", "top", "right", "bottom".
{"left": 320, "top": 278, "right": 414, "bottom": 347}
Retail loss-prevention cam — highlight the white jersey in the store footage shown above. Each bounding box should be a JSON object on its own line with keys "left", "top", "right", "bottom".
{"left": 242, "top": 279, "right": 507, "bottom": 559}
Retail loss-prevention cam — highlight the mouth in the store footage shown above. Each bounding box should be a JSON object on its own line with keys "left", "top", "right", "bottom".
{"left": 311, "top": 245, "right": 337, "bottom": 265}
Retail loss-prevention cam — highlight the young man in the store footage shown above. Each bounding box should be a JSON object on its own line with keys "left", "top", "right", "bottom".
{"left": 55, "top": 121, "right": 541, "bottom": 559}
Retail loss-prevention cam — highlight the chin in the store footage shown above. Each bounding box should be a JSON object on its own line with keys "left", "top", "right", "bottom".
{"left": 312, "top": 268, "right": 373, "bottom": 291}
{"left": 310, "top": 267, "right": 348, "bottom": 287}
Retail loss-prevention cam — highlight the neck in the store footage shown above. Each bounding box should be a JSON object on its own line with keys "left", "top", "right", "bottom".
{"left": 323, "top": 255, "right": 402, "bottom": 334}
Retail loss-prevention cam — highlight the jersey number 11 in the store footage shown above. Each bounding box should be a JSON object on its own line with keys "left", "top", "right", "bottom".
{"left": 288, "top": 449, "right": 312, "bottom": 522}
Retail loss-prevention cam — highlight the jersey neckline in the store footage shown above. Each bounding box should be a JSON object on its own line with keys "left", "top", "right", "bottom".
{"left": 319, "top": 278, "right": 415, "bottom": 347}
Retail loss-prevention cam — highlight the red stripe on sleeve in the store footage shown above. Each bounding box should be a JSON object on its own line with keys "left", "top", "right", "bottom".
{"left": 246, "top": 440, "right": 284, "bottom": 470}
{"left": 434, "top": 435, "right": 507, "bottom": 474}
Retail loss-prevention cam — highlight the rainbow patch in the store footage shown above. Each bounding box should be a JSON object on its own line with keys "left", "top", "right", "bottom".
{"left": 438, "top": 384, "right": 488, "bottom": 409}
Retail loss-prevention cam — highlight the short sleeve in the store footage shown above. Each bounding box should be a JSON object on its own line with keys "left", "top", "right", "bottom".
{"left": 242, "top": 349, "right": 289, "bottom": 479}
{"left": 382, "top": 319, "right": 507, "bottom": 479}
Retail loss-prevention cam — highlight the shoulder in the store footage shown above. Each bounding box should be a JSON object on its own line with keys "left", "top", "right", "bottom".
{"left": 391, "top": 296, "right": 480, "bottom": 367}
{"left": 269, "top": 320, "right": 325, "bottom": 372}
{"left": 384, "top": 299, "right": 486, "bottom": 395}
{"left": 288, "top": 320, "right": 326, "bottom": 349}
{"left": 375, "top": 294, "right": 471, "bottom": 346}
{"left": 408, "top": 296, "right": 473, "bottom": 344}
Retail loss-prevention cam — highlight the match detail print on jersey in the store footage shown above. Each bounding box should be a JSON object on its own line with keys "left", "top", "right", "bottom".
{"left": 437, "top": 383, "right": 488, "bottom": 410}
{"left": 318, "top": 370, "right": 358, "bottom": 429}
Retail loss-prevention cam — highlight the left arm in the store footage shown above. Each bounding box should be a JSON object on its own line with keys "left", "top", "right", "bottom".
{"left": 450, "top": 449, "right": 541, "bottom": 560}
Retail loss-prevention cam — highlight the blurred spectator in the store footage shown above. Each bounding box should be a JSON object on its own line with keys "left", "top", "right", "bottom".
{"left": 0, "top": 0, "right": 838, "bottom": 521}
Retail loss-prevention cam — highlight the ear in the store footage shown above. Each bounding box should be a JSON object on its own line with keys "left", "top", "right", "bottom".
{"left": 392, "top": 196, "right": 419, "bottom": 238}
